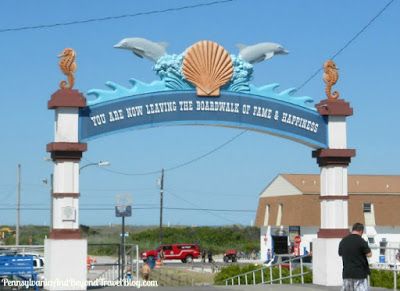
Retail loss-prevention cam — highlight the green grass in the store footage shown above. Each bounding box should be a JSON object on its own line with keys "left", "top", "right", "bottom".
{"left": 151, "top": 266, "right": 215, "bottom": 286}
{"left": 126, "top": 225, "right": 260, "bottom": 254}
{"left": 1, "top": 224, "right": 260, "bottom": 256}
{"left": 1, "top": 225, "right": 48, "bottom": 245}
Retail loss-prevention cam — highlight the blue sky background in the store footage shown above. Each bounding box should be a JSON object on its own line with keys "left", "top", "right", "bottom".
{"left": 0, "top": 0, "right": 399, "bottom": 226}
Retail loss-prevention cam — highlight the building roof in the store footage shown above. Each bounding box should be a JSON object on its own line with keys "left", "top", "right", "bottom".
{"left": 255, "top": 174, "right": 400, "bottom": 227}
{"left": 279, "top": 174, "right": 400, "bottom": 195}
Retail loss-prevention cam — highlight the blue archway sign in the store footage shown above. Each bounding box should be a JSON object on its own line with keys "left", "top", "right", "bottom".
{"left": 79, "top": 39, "right": 327, "bottom": 148}
{"left": 79, "top": 90, "right": 327, "bottom": 148}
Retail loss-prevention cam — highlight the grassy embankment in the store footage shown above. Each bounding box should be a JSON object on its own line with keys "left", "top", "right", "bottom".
{"left": 1, "top": 225, "right": 260, "bottom": 256}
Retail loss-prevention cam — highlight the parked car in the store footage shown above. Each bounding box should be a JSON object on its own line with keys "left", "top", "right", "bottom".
{"left": 223, "top": 249, "right": 237, "bottom": 263}
{"left": 141, "top": 243, "right": 200, "bottom": 263}
{"left": 15, "top": 252, "right": 45, "bottom": 271}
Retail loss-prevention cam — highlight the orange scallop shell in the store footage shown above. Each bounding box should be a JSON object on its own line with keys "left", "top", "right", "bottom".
{"left": 182, "top": 41, "right": 233, "bottom": 96}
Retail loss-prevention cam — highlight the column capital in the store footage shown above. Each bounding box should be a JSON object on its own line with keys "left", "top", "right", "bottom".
{"left": 48, "top": 89, "right": 86, "bottom": 109}
{"left": 312, "top": 148, "right": 356, "bottom": 167}
{"left": 316, "top": 99, "right": 353, "bottom": 116}
{"left": 47, "top": 142, "right": 87, "bottom": 161}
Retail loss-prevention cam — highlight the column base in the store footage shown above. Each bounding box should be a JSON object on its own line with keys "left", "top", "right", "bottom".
{"left": 312, "top": 238, "right": 343, "bottom": 286}
{"left": 44, "top": 238, "right": 87, "bottom": 290}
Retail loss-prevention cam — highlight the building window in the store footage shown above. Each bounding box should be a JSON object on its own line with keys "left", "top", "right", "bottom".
{"left": 276, "top": 203, "right": 283, "bottom": 226}
{"left": 363, "top": 202, "right": 375, "bottom": 226}
{"left": 380, "top": 239, "right": 387, "bottom": 255}
{"left": 263, "top": 204, "right": 270, "bottom": 226}
{"left": 363, "top": 203, "right": 372, "bottom": 213}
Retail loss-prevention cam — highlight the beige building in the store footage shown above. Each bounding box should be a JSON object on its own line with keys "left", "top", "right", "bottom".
{"left": 255, "top": 174, "right": 400, "bottom": 262}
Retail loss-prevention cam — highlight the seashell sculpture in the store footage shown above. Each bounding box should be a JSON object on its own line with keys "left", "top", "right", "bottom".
{"left": 182, "top": 40, "right": 233, "bottom": 96}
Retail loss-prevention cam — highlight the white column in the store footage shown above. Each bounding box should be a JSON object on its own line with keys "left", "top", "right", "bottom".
{"left": 52, "top": 160, "right": 80, "bottom": 229}
{"left": 327, "top": 116, "right": 347, "bottom": 149}
{"left": 312, "top": 99, "right": 355, "bottom": 286}
{"left": 45, "top": 89, "right": 87, "bottom": 290}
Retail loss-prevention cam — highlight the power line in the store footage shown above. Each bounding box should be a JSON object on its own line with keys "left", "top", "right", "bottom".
{"left": 0, "top": 187, "right": 16, "bottom": 202}
{"left": 296, "top": 0, "right": 396, "bottom": 92}
{"left": 93, "top": 129, "right": 247, "bottom": 176}
{"left": 0, "top": 0, "right": 235, "bottom": 33}
{"left": 0, "top": 206, "right": 255, "bottom": 212}
{"left": 165, "top": 190, "right": 239, "bottom": 224}
{"left": 166, "top": 207, "right": 255, "bottom": 213}
{"left": 167, "top": 186, "right": 258, "bottom": 198}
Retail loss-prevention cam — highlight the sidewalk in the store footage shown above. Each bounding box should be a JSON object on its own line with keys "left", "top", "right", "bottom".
{"left": 102, "top": 284, "right": 390, "bottom": 291}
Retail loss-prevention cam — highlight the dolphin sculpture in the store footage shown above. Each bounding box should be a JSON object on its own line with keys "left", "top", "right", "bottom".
{"left": 236, "top": 42, "right": 289, "bottom": 64}
{"left": 114, "top": 37, "right": 168, "bottom": 62}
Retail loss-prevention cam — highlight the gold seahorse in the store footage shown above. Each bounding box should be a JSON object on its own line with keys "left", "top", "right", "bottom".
{"left": 323, "top": 60, "right": 340, "bottom": 100}
{"left": 58, "top": 48, "right": 77, "bottom": 89}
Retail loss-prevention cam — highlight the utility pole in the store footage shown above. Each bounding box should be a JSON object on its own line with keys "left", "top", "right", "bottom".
{"left": 16, "top": 164, "right": 21, "bottom": 246}
{"left": 159, "top": 168, "right": 164, "bottom": 244}
{"left": 121, "top": 214, "right": 125, "bottom": 279}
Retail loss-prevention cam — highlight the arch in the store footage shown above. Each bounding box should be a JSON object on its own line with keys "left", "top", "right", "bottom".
{"left": 47, "top": 43, "right": 355, "bottom": 288}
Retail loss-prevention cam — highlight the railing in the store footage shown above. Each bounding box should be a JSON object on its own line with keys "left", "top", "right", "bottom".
{"left": 92, "top": 261, "right": 120, "bottom": 281}
{"left": 88, "top": 243, "right": 140, "bottom": 284}
{"left": 368, "top": 245, "right": 400, "bottom": 290}
{"left": 224, "top": 255, "right": 311, "bottom": 286}
{"left": 189, "top": 260, "right": 220, "bottom": 273}
{"left": 0, "top": 245, "right": 44, "bottom": 255}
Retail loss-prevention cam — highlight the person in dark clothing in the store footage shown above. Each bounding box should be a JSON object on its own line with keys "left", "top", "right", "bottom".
{"left": 201, "top": 249, "right": 206, "bottom": 263}
{"left": 208, "top": 250, "right": 213, "bottom": 263}
{"left": 338, "top": 223, "right": 372, "bottom": 291}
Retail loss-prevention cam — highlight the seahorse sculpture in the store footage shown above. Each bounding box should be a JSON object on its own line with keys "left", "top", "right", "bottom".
{"left": 323, "top": 59, "right": 340, "bottom": 100}
{"left": 58, "top": 48, "right": 77, "bottom": 89}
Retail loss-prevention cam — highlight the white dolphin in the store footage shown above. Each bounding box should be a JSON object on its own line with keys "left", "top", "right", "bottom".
{"left": 236, "top": 42, "right": 289, "bottom": 64}
{"left": 114, "top": 37, "right": 168, "bottom": 62}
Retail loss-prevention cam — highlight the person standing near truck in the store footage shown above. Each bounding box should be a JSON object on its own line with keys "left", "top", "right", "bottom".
{"left": 141, "top": 262, "right": 151, "bottom": 281}
{"left": 201, "top": 249, "right": 206, "bottom": 263}
{"left": 208, "top": 250, "right": 213, "bottom": 263}
{"left": 159, "top": 248, "right": 165, "bottom": 265}
{"left": 338, "top": 223, "right": 372, "bottom": 291}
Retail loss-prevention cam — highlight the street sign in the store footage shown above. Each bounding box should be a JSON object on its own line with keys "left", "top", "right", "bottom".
{"left": 115, "top": 205, "right": 132, "bottom": 217}
{"left": 294, "top": 235, "right": 301, "bottom": 244}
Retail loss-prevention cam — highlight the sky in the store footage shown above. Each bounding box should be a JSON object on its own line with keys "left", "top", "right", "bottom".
{"left": 0, "top": 0, "right": 399, "bottom": 226}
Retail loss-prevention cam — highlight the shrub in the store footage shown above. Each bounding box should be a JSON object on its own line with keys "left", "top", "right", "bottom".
{"left": 370, "top": 269, "right": 400, "bottom": 289}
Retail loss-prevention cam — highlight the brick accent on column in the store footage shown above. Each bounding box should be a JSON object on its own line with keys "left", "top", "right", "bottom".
{"left": 319, "top": 195, "right": 349, "bottom": 200}
{"left": 52, "top": 193, "right": 80, "bottom": 198}
{"left": 316, "top": 99, "right": 353, "bottom": 116}
{"left": 48, "top": 89, "right": 86, "bottom": 109}
{"left": 50, "top": 229, "right": 81, "bottom": 239}
{"left": 312, "top": 148, "right": 356, "bottom": 167}
{"left": 318, "top": 228, "right": 350, "bottom": 238}
{"left": 47, "top": 142, "right": 87, "bottom": 160}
